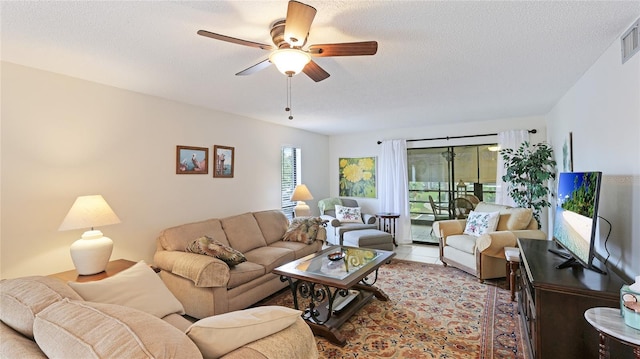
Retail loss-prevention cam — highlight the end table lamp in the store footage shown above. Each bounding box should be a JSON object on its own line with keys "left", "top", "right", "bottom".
{"left": 58, "top": 195, "right": 121, "bottom": 275}
{"left": 291, "top": 184, "right": 313, "bottom": 217}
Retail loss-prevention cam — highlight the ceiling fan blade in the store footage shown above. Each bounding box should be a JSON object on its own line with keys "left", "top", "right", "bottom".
{"left": 197, "top": 30, "right": 274, "bottom": 50}
{"left": 309, "top": 41, "right": 378, "bottom": 57}
{"left": 302, "top": 60, "right": 330, "bottom": 82}
{"left": 284, "top": 1, "right": 317, "bottom": 46}
{"left": 235, "top": 59, "right": 272, "bottom": 76}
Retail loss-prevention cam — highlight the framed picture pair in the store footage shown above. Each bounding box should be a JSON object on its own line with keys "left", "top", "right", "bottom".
{"left": 176, "top": 145, "right": 234, "bottom": 178}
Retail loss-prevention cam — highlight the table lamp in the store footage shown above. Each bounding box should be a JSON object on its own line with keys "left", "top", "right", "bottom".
{"left": 290, "top": 184, "right": 313, "bottom": 217}
{"left": 58, "top": 195, "right": 121, "bottom": 275}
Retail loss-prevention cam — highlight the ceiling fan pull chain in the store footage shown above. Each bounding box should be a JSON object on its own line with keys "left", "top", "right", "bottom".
{"left": 286, "top": 74, "right": 294, "bottom": 120}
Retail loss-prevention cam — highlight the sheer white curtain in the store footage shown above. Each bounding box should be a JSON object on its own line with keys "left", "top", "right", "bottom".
{"left": 379, "top": 139, "right": 411, "bottom": 244}
{"left": 496, "top": 130, "right": 530, "bottom": 206}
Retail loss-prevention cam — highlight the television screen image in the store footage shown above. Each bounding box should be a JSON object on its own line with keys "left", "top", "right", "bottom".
{"left": 552, "top": 171, "right": 604, "bottom": 273}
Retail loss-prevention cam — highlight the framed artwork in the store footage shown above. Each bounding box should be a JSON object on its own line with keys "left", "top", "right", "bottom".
{"left": 338, "top": 157, "right": 376, "bottom": 198}
{"left": 562, "top": 132, "right": 574, "bottom": 172}
{"left": 176, "top": 146, "right": 208, "bottom": 174}
{"left": 213, "top": 145, "right": 234, "bottom": 178}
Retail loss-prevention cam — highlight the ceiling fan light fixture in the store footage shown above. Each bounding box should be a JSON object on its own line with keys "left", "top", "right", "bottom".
{"left": 269, "top": 48, "right": 311, "bottom": 76}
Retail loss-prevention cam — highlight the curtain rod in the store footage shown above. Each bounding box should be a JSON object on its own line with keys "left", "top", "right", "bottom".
{"left": 376, "top": 129, "right": 537, "bottom": 144}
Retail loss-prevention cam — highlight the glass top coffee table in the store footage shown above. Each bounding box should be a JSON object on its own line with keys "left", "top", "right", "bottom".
{"left": 273, "top": 245, "right": 395, "bottom": 345}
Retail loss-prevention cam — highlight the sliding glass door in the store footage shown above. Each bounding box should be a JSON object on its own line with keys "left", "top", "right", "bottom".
{"left": 408, "top": 144, "right": 498, "bottom": 243}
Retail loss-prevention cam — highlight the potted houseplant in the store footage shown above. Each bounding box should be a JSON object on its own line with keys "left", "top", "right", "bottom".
{"left": 500, "top": 141, "right": 556, "bottom": 227}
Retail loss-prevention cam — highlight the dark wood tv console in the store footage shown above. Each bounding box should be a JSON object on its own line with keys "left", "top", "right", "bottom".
{"left": 517, "top": 238, "right": 633, "bottom": 359}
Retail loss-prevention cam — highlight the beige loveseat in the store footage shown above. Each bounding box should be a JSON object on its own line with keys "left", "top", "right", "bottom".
{"left": 433, "top": 202, "right": 547, "bottom": 281}
{"left": 154, "top": 210, "right": 324, "bottom": 318}
{"left": 0, "top": 273, "right": 318, "bottom": 358}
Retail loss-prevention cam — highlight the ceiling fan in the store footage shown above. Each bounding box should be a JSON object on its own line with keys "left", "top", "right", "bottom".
{"left": 197, "top": 0, "right": 378, "bottom": 82}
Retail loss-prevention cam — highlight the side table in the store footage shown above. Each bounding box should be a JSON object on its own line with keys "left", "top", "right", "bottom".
{"left": 375, "top": 213, "right": 400, "bottom": 247}
{"left": 584, "top": 307, "right": 640, "bottom": 359}
{"left": 48, "top": 259, "right": 137, "bottom": 282}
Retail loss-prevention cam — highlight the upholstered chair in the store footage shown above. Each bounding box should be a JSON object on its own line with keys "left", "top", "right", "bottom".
{"left": 433, "top": 202, "right": 547, "bottom": 281}
{"left": 318, "top": 198, "right": 377, "bottom": 245}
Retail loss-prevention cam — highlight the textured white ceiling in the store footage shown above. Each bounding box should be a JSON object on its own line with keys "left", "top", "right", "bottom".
{"left": 2, "top": 1, "right": 639, "bottom": 136}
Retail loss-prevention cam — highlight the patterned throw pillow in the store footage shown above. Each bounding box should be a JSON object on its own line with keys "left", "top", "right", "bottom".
{"left": 283, "top": 217, "right": 327, "bottom": 244}
{"left": 335, "top": 205, "right": 363, "bottom": 223}
{"left": 186, "top": 236, "right": 246, "bottom": 266}
{"left": 463, "top": 211, "right": 500, "bottom": 237}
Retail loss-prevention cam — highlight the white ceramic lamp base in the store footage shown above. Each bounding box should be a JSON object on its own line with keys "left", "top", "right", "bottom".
{"left": 70, "top": 230, "right": 113, "bottom": 275}
{"left": 294, "top": 201, "right": 311, "bottom": 217}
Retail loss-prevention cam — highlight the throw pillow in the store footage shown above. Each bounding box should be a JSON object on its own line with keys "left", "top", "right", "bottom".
{"left": 335, "top": 205, "right": 363, "bottom": 223}
{"left": 67, "top": 260, "right": 184, "bottom": 318}
{"left": 34, "top": 299, "right": 202, "bottom": 359}
{"left": 0, "top": 276, "right": 83, "bottom": 338}
{"left": 186, "top": 235, "right": 247, "bottom": 266}
{"left": 283, "top": 217, "right": 327, "bottom": 244}
{"left": 463, "top": 211, "right": 500, "bottom": 237}
{"left": 505, "top": 208, "right": 533, "bottom": 230}
{"left": 186, "top": 306, "right": 301, "bottom": 359}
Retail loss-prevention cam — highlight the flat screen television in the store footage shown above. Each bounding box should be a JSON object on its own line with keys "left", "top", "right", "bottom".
{"left": 550, "top": 171, "right": 605, "bottom": 274}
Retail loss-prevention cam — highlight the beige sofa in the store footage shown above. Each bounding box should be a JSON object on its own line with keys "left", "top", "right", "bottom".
{"left": 433, "top": 202, "right": 547, "bottom": 281}
{"left": 154, "top": 210, "right": 324, "bottom": 318}
{"left": 0, "top": 275, "right": 318, "bottom": 359}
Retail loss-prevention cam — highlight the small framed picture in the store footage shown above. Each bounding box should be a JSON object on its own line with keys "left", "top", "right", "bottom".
{"left": 176, "top": 146, "right": 208, "bottom": 174}
{"left": 213, "top": 145, "right": 234, "bottom": 178}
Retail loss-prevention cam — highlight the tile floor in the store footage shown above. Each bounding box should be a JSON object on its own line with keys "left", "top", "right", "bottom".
{"left": 397, "top": 224, "right": 442, "bottom": 264}
{"left": 394, "top": 242, "right": 442, "bottom": 265}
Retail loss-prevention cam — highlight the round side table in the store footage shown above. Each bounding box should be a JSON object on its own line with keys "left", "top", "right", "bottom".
{"left": 584, "top": 307, "right": 640, "bottom": 359}
{"left": 375, "top": 213, "right": 400, "bottom": 247}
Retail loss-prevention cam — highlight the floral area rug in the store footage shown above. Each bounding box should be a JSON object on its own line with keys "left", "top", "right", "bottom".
{"left": 258, "top": 259, "right": 528, "bottom": 359}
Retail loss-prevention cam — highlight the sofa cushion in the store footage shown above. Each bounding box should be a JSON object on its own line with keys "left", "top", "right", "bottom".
{"left": 221, "top": 213, "right": 268, "bottom": 254}
{"left": 253, "top": 210, "right": 289, "bottom": 244}
{"left": 68, "top": 260, "right": 185, "bottom": 318}
{"left": 269, "top": 240, "right": 322, "bottom": 259}
{"left": 34, "top": 299, "right": 202, "bottom": 359}
{"left": 335, "top": 205, "right": 364, "bottom": 223}
{"left": 227, "top": 262, "right": 266, "bottom": 289}
{"left": 186, "top": 235, "right": 247, "bottom": 266}
{"left": 283, "top": 217, "right": 327, "bottom": 244}
{"left": 446, "top": 234, "right": 478, "bottom": 254}
{"left": 243, "top": 246, "right": 296, "bottom": 273}
{"left": 463, "top": 211, "right": 500, "bottom": 237}
{"left": 1, "top": 321, "right": 48, "bottom": 358}
{"left": 159, "top": 218, "right": 229, "bottom": 251}
{"left": 186, "top": 306, "right": 301, "bottom": 359}
{"left": 0, "top": 276, "right": 83, "bottom": 338}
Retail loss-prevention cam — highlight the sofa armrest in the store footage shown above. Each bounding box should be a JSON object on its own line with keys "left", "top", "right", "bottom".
{"left": 154, "top": 251, "right": 230, "bottom": 288}
{"left": 362, "top": 213, "right": 376, "bottom": 225}
{"left": 476, "top": 231, "right": 518, "bottom": 258}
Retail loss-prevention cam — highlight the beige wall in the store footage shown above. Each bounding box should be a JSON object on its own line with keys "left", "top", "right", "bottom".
{"left": 0, "top": 62, "right": 329, "bottom": 279}
{"left": 547, "top": 25, "right": 640, "bottom": 279}
{"left": 326, "top": 116, "right": 547, "bottom": 221}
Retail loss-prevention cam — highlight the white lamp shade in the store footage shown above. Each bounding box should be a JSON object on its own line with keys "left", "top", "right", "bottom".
{"left": 59, "top": 195, "right": 120, "bottom": 275}
{"left": 269, "top": 49, "right": 311, "bottom": 76}
{"left": 59, "top": 195, "right": 121, "bottom": 231}
{"left": 291, "top": 184, "right": 313, "bottom": 201}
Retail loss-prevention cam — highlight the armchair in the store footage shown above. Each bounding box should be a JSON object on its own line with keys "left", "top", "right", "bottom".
{"left": 318, "top": 198, "right": 377, "bottom": 245}
{"left": 433, "top": 202, "right": 547, "bottom": 281}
